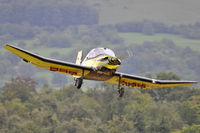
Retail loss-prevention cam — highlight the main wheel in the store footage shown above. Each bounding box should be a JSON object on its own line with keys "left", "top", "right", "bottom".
{"left": 118, "top": 87, "right": 124, "bottom": 97}
{"left": 75, "top": 78, "right": 83, "bottom": 89}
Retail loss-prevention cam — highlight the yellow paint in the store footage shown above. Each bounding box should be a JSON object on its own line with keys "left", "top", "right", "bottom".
{"left": 4, "top": 45, "right": 90, "bottom": 77}
{"left": 83, "top": 56, "right": 120, "bottom": 70}
{"left": 4, "top": 45, "right": 197, "bottom": 90}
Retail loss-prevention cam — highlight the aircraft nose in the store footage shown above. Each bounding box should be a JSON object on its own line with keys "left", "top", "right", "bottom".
{"left": 108, "top": 57, "right": 121, "bottom": 65}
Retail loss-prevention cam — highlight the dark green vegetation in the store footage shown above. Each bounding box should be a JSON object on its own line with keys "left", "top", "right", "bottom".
{"left": 119, "top": 33, "right": 200, "bottom": 52}
{"left": 0, "top": 1, "right": 200, "bottom": 132}
{"left": 0, "top": 76, "right": 200, "bottom": 133}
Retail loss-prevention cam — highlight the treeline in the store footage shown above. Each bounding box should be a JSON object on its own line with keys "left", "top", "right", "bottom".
{"left": 0, "top": 0, "right": 98, "bottom": 44}
{"left": 0, "top": 24, "right": 122, "bottom": 49}
{"left": 31, "top": 25, "right": 122, "bottom": 48}
{"left": 0, "top": 24, "right": 122, "bottom": 47}
{"left": 115, "top": 20, "right": 200, "bottom": 39}
{"left": 1, "top": 0, "right": 200, "bottom": 41}
{"left": 0, "top": 0, "right": 98, "bottom": 28}
{"left": 0, "top": 76, "right": 199, "bottom": 133}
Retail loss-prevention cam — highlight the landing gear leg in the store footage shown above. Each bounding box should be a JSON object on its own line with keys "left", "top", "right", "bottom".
{"left": 75, "top": 78, "right": 83, "bottom": 89}
{"left": 74, "top": 69, "right": 84, "bottom": 89}
{"left": 118, "top": 75, "right": 124, "bottom": 97}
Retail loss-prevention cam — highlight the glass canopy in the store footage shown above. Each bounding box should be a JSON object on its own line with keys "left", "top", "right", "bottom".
{"left": 86, "top": 48, "right": 115, "bottom": 59}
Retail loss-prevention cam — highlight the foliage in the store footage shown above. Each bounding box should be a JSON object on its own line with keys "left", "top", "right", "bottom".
{"left": 1, "top": 77, "right": 37, "bottom": 102}
{"left": 0, "top": 0, "right": 98, "bottom": 27}
{"left": 181, "top": 125, "right": 200, "bottom": 133}
{"left": 0, "top": 77, "right": 199, "bottom": 132}
{"left": 116, "top": 20, "right": 200, "bottom": 39}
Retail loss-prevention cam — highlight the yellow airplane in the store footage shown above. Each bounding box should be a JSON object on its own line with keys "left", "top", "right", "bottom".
{"left": 4, "top": 45, "right": 198, "bottom": 97}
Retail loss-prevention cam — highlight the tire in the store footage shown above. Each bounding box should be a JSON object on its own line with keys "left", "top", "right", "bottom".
{"left": 119, "top": 87, "right": 124, "bottom": 97}
{"left": 75, "top": 78, "right": 82, "bottom": 89}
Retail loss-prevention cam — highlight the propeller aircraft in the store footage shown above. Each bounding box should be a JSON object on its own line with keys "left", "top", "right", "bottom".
{"left": 4, "top": 45, "right": 198, "bottom": 97}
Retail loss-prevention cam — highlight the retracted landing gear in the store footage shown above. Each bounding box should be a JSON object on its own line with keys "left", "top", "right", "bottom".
{"left": 75, "top": 78, "right": 83, "bottom": 89}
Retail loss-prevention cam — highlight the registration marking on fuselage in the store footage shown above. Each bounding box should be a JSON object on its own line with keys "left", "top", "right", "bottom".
{"left": 121, "top": 80, "right": 146, "bottom": 88}
{"left": 50, "top": 66, "right": 77, "bottom": 75}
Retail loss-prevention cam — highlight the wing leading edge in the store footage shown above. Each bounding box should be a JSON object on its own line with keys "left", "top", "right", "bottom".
{"left": 105, "top": 72, "right": 198, "bottom": 89}
{"left": 4, "top": 45, "right": 91, "bottom": 77}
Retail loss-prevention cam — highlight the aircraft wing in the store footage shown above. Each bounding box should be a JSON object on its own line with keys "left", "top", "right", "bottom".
{"left": 106, "top": 72, "right": 198, "bottom": 89}
{"left": 4, "top": 45, "right": 91, "bottom": 77}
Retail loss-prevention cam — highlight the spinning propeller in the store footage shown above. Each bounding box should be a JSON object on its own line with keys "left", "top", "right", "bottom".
{"left": 94, "top": 50, "right": 133, "bottom": 70}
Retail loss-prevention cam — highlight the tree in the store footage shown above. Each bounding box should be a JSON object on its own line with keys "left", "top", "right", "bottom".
{"left": 181, "top": 124, "right": 200, "bottom": 133}
{"left": 179, "top": 102, "right": 200, "bottom": 125}
{"left": 0, "top": 104, "right": 8, "bottom": 130}
{"left": 1, "top": 77, "right": 37, "bottom": 102}
{"left": 142, "top": 72, "right": 181, "bottom": 101}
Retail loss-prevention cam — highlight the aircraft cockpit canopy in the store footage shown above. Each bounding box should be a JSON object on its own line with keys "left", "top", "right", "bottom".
{"left": 86, "top": 48, "right": 115, "bottom": 59}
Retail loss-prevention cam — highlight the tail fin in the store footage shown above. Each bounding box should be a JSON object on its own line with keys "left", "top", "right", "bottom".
{"left": 76, "top": 50, "right": 82, "bottom": 65}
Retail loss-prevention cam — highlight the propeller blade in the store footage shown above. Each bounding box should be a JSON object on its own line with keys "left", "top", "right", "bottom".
{"left": 118, "top": 50, "right": 133, "bottom": 60}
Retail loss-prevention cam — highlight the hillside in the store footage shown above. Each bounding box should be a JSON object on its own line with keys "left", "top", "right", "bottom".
{"left": 86, "top": 0, "right": 200, "bottom": 25}
{"left": 119, "top": 32, "right": 200, "bottom": 52}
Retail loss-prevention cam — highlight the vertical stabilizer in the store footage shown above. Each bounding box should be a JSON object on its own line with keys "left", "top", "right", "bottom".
{"left": 76, "top": 50, "right": 82, "bottom": 65}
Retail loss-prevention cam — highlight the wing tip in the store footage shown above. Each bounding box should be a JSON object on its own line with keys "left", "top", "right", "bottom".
{"left": 180, "top": 81, "right": 198, "bottom": 84}
{"left": 3, "top": 44, "right": 9, "bottom": 48}
{"left": 191, "top": 81, "right": 198, "bottom": 84}
{"left": 154, "top": 79, "right": 198, "bottom": 84}
{"left": 3, "top": 44, "right": 13, "bottom": 50}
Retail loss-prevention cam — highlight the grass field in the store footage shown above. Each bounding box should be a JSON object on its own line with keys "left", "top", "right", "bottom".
{"left": 119, "top": 32, "right": 200, "bottom": 52}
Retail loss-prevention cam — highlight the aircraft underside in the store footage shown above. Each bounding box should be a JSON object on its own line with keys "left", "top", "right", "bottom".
{"left": 84, "top": 68, "right": 116, "bottom": 81}
{"left": 75, "top": 68, "right": 125, "bottom": 97}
